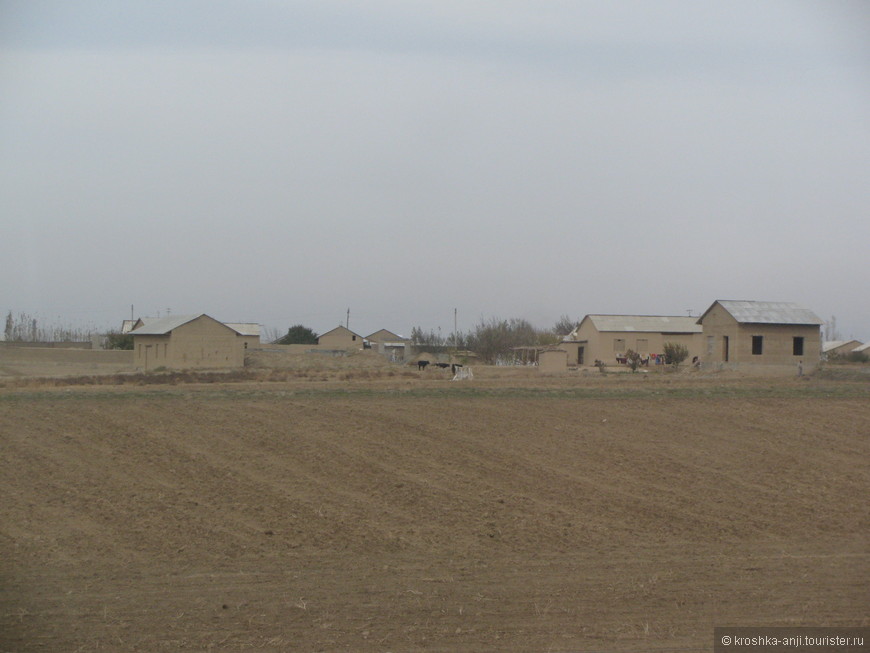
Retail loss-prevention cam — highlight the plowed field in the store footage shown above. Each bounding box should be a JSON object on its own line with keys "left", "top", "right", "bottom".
{"left": 1, "top": 372, "right": 868, "bottom": 651}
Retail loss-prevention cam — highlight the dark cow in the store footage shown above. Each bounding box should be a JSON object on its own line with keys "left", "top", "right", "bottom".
{"left": 434, "top": 362, "right": 450, "bottom": 369}
{"left": 417, "top": 360, "right": 430, "bottom": 370}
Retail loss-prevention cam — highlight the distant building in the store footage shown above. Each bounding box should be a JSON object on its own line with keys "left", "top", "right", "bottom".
{"left": 224, "top": 323, "right": 261, "bottom": 351}
{"left": 317, "top": 325, "right": 363, "bottom": 350}
{"left": 696, "top": 300, "right": 822, "bottom": 372}
{"left": 822, "top": 340, "right": 863, "bottom": 359}
{"left": 365, "top": 329, "right": 410, "bottom": 361}
{"left": 561, "top": 315, "right": 703, "bottom": 367}
{"left": 130, "top": 314, "right": 255, "bottom": 370}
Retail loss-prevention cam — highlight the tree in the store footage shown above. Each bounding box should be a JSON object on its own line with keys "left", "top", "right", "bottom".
{"left": 663, "top": 342, "right": 689, "bottom": 369}
{"left": 105, "top": 331, "right": 134, "bottom": 350}
{"left": 552, "top": 315, "right": 578, "bottom": 336}
{"left": 465, "top": 317, "right": 541, "bottom": 364}
{"left": 410, "top": 326, "right": 447, "bottom": 354}
{"left": 276, "top": 325, "right": 318, "bottom": 345}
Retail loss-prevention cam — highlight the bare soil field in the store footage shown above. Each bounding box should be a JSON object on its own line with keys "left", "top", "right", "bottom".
{"left": 1, "top": 365, "right": 868, "bottom": 651}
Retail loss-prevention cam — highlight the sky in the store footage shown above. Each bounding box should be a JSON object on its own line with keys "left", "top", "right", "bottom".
{"left": 1, "top": 1, "right": 868, "bottom": 341}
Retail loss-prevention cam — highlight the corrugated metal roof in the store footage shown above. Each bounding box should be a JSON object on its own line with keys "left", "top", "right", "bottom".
{"left": 129, "top": 314, "right": 203, "bottom": 335}
{"left": 822, "top": 340, "right": 858, "bottom": 353}
{"left": 711, "top": 300, "right": 823, "bottom": 325}
{"left": 584, "top": 315, "right": 703, "bottom": 334}
{"left": 225, "top": 323, "right": 260, "bottom": 337}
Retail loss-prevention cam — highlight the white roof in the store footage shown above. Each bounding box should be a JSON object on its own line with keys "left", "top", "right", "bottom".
{"left": 570, "top": 315, "right": 702, "bottom": 336}
{"left": 130, "top": 315, "right": 257, "bottom": 336}
{"left": 129, "top": 314, "right": 203, "bottom": 335}
{"left": 225, "top": 323, "right": 260, "bottom": 337}
{"left": 853, "top": 343, "right": 870, "bottom": 353}
{"left": 700, "top": 300, "right": 823, "bottom": 326}
{"left": 823, "top": 340, "right": 859, "bottom": 353}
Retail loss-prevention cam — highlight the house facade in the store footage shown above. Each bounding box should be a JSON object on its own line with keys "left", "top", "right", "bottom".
{"left": 130, "top": 314, "right": 251, "bottom": 370}
{"left": 365, "top": 329, "right": 410, "bottom": 361}
{"left": 317, "top": 326, "right": 363, "bottom": 349}
{"left": 561, "top": 315, "right": 704, "bottom": 367}
{"left": 696, "top": 300, "right": 822, "bottom": 371}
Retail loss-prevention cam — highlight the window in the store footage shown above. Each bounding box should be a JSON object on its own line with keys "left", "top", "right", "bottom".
{"left": 635, "top": 338, "right": 648, "bottom": 353}
{"left": 707, "top": 336, "right": 714, "bottom": 356}
{"left": 793, "top": 337, "right": 804, "bottom": 356}
{"left": 752, "top": 335, "right": 763, "bottom": 355}
{"left": 613, "top": 338, "right": 626, "bottom": 352}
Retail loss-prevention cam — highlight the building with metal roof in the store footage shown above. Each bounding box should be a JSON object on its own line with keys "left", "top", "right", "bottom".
{"left": 130, "top": 314, "right": 253, "bottom": 370}
{"left": 822, "top": 340, "right": 863, "bottom": 358}
{"left": 561, "top": 314, "right": 704, "bottom": 368}
{"left": 696, "top": 300, "right": 822, "bottom": 372}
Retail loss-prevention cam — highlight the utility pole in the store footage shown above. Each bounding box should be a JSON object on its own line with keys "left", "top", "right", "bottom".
{"left": 346, "top": 308, "right": 350, "bottom": 330}
{"left": 454, "top": 308, "right": 458, "bottom": 347}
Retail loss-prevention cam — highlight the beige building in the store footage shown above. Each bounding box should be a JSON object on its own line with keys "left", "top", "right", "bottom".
{"left": 317, "top": 325, "right": 363, "bottom": 349}
{"left": 225, "top": 323, "right": 261, "bottom": 351}
{"left": 696, "top": 300, "right": 822, "bottom": 371}
{"left": 823, "top": 340, "right": 863, "bottom": 358}
{"left": 130, "top": 314, "right": 254, "bottom": 370}
{"left": 365, "top": 329, "right": 410, "bottom": 361}
{"left": 561, "top": 315, "right": 703, "bottom": 367}
{"left": 538, "top": 348, "right": 568, "bottom": 374}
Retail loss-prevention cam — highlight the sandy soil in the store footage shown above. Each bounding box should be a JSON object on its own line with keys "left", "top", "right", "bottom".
{"left": 1, "top": 367, "right": 868, "bottom": 651}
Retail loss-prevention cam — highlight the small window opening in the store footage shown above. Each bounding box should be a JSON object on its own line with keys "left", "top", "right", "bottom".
{"left": 793, "top": 337, "right": 804, "bottom": 356}
{"left": 752, "top": 335, "right": 763, "bottom": 355}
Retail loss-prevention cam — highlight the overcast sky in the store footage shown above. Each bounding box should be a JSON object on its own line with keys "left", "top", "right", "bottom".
{"left": 1, "top": 1, "right": 868, "bottom": 341}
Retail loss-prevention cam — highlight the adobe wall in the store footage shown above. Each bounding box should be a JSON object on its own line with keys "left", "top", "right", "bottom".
{"left": 0, "top": 347, "right": 132, "bottom": 364}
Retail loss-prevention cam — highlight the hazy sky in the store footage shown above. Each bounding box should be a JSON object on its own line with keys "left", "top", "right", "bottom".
{"left": 2, "top": 1, "right": 868, "bottom": 340}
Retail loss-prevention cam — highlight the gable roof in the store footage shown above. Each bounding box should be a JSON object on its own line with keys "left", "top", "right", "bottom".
{"left": 823, "top": 340, "right": 862, "bottom": 353}
{"left": 366, "top": 329, "right": 407, "bottom": 342}
{"left": 697, "top": 300, "right": 823, "bottom": 326}
{"left": 129, "top": 314, "right": 235, "bottom": 335}
{"left": 318, "top": 325, "right": 362, "bottom": 339}
{"left": 569, "top": 315, "right": 702, "bottom": 337}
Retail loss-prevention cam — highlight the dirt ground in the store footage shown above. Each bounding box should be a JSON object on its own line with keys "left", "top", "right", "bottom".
{"left": 1, "top": 363, "right": 868, "bottom": 651}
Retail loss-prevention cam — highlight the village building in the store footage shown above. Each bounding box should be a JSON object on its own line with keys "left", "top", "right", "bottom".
{"left": 538, "top": 348, "right": 568, "bottom": 373}
{"left": 561, "top": 315, "right": 703, "bottom": 367}
{"left": 130, "top": 314, "right": 255, "bottom": 370}
{"left": 822, "top": 340, "right": 864, "bottom": 359}
{"left": 695, "top": 300, "right": 822, "bottom": 372}
{"left": 365, "top": 329, "right": 410, "bottom": 361}
{"left": 317, "top": 325, "right": 363, "bottom": 350}
{"left": 224, "top": 323, "right": 261, "bottom": 351}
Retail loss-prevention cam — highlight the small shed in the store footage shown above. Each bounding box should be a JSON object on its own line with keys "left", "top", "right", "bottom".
{"left": 696, "top": 300, "right": 822, "bottom": 371}
{"left": 225, "top": 323, "right": 262, "bottom": 351}
{"left": 538, "top": 349, "right": 568, "bottom": 374}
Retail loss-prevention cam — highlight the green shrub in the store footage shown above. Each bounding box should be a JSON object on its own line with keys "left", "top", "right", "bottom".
{"left": 663, "top": 342, "right": 689, "bottom": 369}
